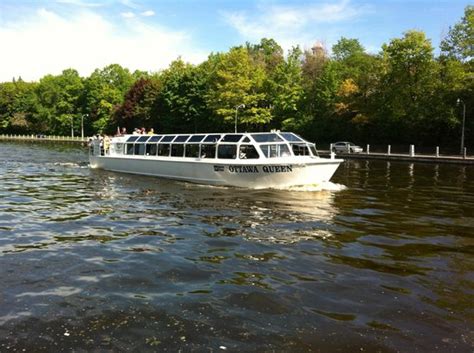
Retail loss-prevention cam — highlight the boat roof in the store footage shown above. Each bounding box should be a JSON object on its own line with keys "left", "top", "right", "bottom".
{"left": 119, "top": 131, "right": 313, "bottom": 145}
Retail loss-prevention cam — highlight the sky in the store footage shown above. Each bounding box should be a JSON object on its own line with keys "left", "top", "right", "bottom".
{"left": 0, "top": 0, "right": 468, "bottom": 82}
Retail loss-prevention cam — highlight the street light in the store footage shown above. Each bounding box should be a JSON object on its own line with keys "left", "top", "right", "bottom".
{"left": 457, "top": 98, "right": 466, "bottom": 155}
{"left": 234, "top": 104, "right": 245, "bottom": 133}
{"left": 81, "top": 114, "right": 88, "bottom": 139}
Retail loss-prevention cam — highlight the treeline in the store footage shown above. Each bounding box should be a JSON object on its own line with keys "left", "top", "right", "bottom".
{"left": 0, "top": 6, "right": 472, "bottom": 146}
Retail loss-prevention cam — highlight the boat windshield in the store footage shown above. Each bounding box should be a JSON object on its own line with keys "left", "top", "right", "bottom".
{"left": 280, "top": 132, "right": 304, "bottom": 142}
{"left": 260, "top": 144, "right": 291, "bottom": 158}
{"left": 291, "top": 143, "right": 311, "bottom": 156}
{"left": 251, "top": 133, "right": 283, "bottom": 143}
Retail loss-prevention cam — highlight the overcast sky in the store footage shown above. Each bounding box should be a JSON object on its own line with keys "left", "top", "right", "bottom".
{"left": 0, "top": 0, "right": 468, "bottom": 82}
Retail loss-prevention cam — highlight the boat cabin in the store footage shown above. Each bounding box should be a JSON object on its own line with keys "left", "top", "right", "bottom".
{"left": 100, "top": 132, "right": 319, "bottom": 160}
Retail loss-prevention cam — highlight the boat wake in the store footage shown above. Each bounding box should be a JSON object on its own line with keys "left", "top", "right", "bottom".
{"left": 274, "top": 181, "right": 346, "bottom": 192}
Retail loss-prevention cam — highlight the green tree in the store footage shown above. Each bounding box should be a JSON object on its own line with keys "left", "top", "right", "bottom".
{"left": 0, "top": 79, "right": 37, "bottom": 133}
{"left": 377, "top": 30, "right": 439, "bottom": 142}
{"left": 267, "top": 46, "right": 305, "bottom": 130}
{"left": 440, "top": 5, "right": 473, "bottom": 63}
{"left": 84, "top": 64, "right": 134, "bottom": 134}
{"left": 207, "top": 47, "right": 272, "bottom": 131}
{"left": 34, "top": 69, "right": 84, "bottom": 135}
{"left": 158, "top": 59, "right": 211, "bottom": 133}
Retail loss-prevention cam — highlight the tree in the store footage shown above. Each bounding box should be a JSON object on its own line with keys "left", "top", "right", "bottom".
{"left": 207, "top": 47, "right": 272, "bottom": 130}
{"left": 332, "top": 37, "right": 365, "bottom": 61}
{"left": 440, "top": 5, "right": 473, "bottom": 63}
{"left": 84, "top": 64, "right": 134, "bottom": 134}
{"left": 378, "top": 30, "right": 439, "bottom": 142}
{"left": 113, "top": 75, "right": 161, "bottom": 132}
{"left": 34, "top": 69, "right": 84, "bottom": 135}
{"left": 158, "top": 59, "right": 211, "bottom": 133}
{"left": 267, "top": 46, "right": 305, "bottom": 130}
{"left": 0, "top": 80, "right": 37, "bottom": 133}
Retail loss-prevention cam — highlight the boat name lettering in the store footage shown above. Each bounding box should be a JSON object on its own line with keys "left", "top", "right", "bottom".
{"left": 227, "top": 165, "right": 293, "bottom": 173}
{"left": 262, "top": 165, "right": 293, "bottom": 173}
{"left": 228, "top": 165, "right": 259, "bottom": 173}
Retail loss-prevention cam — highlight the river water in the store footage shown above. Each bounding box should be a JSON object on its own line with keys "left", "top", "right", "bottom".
{"left": 0, "top": 142, "right": 473, "bottom": 352}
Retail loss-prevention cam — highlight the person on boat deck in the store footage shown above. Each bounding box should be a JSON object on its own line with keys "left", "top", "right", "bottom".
{"left": 140, "top": 127, "right": 146, "bottom": 134}
{"left": 148, "top": 128, "right": 154, "bottom": 135}
{"left": 121, "top": 127, "right": 127, "bottom": 135}
{"left": 132, "top": 128, "right": 140, "bottom": 135}
{"left": 103, "top": 135, "right": 111, "bottom": 155}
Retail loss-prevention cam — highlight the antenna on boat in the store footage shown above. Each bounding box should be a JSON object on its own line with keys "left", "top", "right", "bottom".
{"left": 234, "top": 104, "right": 245, "bottom": 133}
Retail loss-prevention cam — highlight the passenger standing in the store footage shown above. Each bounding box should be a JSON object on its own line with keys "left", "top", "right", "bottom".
{"left": 103, "top": 135, "right": 111, "bottom": 155}
{"left": 148, "top": 128, "right": 154, "bottom": 135}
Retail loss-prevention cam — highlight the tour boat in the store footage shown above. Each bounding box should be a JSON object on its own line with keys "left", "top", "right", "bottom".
{"left": 89, "top": 131, "right": 343, "bottom": 189}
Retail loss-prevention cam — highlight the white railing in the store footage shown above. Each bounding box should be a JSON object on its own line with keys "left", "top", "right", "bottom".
{"left": 0, "top": 134, "right": 88, "bottom": 142}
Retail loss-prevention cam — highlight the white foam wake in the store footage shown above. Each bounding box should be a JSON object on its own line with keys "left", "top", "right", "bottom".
{"left": 274, "top": 181, "right": 346, "bottom": 192}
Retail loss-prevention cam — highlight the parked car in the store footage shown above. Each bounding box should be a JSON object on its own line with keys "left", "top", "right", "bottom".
{"left": 331, "top": 141, "right": 363, "bottom": 153}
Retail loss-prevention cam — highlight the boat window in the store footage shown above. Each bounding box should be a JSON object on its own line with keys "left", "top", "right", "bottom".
{"left": 148, "top": 135, "right": 162, "bottom": 143}
{"left": 292, "top": 143, "right": 310, "bottom": 156}
{"left": 251, "top": 133, "right": 283, "bottom": 143}
{"left": 158, "top": 143, "right": 170, "bottom": 156}
{"left": 175, "top": 135, "right": 190, "bottom": 143}
{"left": 203, "top": 134, "right": 221, "bottom": 143}
{"left": 189, "top": 135, "right": 205, "bottom": 142}
{"left": 280, "top": 132, "right": 303, "bottom": 142}
{"left": 185, "top": 144, "right": 200, "bottom": 157}
{"left": 171, "top": 144, "right": 184, "bottom": 157}
{"left": 126, "top": 143, "right": 134, "bottom": 155}
{"left": 137, "top": 136, "right": 150, "bottom": 142}
{"left": 161, "top": 135, "right": 176, "bottom": 143}
{"left": 200, "top": 144, "right": 216, "bottom": 158}
{"left": 260, "top": 144, "right": 291, "bottom": 158}
{"left": 239, "top": 145, "right": 259, "bottom": 159}
{"left": 310, "top": 145, "right": 319, "bottom": 157}
{"left": 242, "top": 136, "right": 250, "bottom": 143}
{"left": 126, "top": 136, "right": 139, "bottom": 142}
{"left": 217, "top": 144, "right": 237, "bottom": 159}
{"left": 221, "top": 134, "right": 243, "bottom": 143}
{"left": 146, "top": 143, "right": 157, "bottom": 156}
{"left": 134, "top": 143, "right": 145, "bottom": 155}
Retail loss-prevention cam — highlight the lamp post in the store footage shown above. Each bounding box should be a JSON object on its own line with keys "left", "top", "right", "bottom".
{"left": 234, "top": 104, "right": 245, "bottom": 133}
{"left": 70, "top": 116, "right": 74, "bottom": 138}
{"left": 81, "top": 114, "right": 87, "bottom": 139}
{"left": 457, "top": 98, "right": 466, "bottom": 155}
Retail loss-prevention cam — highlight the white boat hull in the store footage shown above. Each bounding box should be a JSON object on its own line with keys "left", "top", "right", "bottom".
{"left": 89, "top": 155, "right": 341, "bottom": 189}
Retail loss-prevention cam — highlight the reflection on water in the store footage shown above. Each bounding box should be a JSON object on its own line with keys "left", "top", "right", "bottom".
{"left": 0, "top": 142, "right": 474, "bottom": 352}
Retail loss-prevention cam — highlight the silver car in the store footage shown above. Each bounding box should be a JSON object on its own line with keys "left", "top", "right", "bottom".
{"left": 331, "top": 141, "right": 363, "bottom": 153}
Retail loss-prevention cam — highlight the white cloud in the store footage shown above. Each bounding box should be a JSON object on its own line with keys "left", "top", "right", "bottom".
{"left": 56, "top": 0, "right": 105, "bottom": 7}
{"left": 141, "top": 10, "right": 155, "bottom": 17}
{"left": 223, "top": 0, "right": 369, "bottom": 51}
{"left": 0, "top": 8, "right": 208, "bottom": 82}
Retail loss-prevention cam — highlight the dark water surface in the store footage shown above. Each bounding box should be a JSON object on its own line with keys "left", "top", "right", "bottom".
{"left": 1, "top": 142, "right": 473, "bottom": 352}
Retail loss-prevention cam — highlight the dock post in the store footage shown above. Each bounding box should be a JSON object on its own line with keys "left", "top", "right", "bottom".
{"left": 366, "top": 144, "right": 370, "bottom": 154}
{"left": 387, "top": 145, "right": 391, "bottom": 155}
{"left": 436, "top": 146, "right": 439, "bottom": 157}
{"left": 463, "top": 147, "right": 467, "bottom": 159}
{"left": 410, "top": 145, "right": 415, "bottom": 157}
